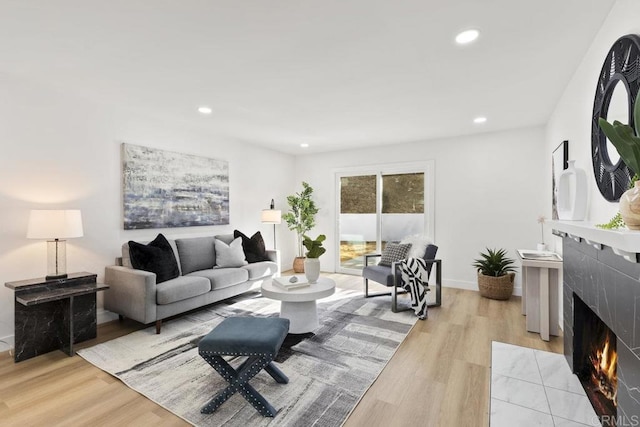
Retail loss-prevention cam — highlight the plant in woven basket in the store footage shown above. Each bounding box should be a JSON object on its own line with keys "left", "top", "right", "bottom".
{"left": 473, "top": 248, "right": 516, "bottom": 276}
{"left": 473, "top": 248, "right": 516, "bottom": 300}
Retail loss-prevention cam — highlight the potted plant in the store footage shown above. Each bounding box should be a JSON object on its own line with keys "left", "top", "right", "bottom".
{"left": 282, "top": 181, "right": 319, "bottom": 272}
{"left": 598, "top": 90, "right": 640, "bottom": 229}
{"left": 472, "top": 248, "right": 516, "bottom": 300}
{"left": 302, "top": 234, "right": 326, "bottom": 283}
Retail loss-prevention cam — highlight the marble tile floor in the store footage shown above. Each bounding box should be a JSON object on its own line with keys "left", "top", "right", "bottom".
{"left": 490, "top": 341, "right": 601, "bottom": 427}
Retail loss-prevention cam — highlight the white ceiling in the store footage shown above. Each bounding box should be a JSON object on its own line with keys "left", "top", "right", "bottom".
{"left": 0, "top": 0, "right": 616, "bottom": 154}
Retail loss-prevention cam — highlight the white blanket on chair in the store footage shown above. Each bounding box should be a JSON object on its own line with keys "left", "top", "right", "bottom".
{"left": 399, "top": 258, "right": 429, "bottom": 320}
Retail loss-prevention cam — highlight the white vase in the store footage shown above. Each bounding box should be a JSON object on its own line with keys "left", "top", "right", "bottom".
{"left": 557, "top": 160, "right": 587, "bottom": 221}
{"left": 304, "top": 258, "right": 320, "bottom": 284}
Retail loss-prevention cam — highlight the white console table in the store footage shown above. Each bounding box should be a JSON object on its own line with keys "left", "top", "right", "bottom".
{"left": 517, "top": 250, "right": 562, "bottom": 341}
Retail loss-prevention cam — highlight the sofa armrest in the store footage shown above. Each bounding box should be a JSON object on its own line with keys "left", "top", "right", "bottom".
{"left": 104, "top": 265, "right": 157, "bottom": 324}
{"left": 265, "top": 250, "right": 281, "bottom": 276}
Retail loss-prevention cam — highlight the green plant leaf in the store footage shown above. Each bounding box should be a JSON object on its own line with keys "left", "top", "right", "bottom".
{"left": 302, "top": 234, "right": 326, "bottom": 258}
{"left": 284, "top": 182, "right": 319, "bottom": 256}
{"left": 472, "top": 247, "right": 516, "bottom": 276}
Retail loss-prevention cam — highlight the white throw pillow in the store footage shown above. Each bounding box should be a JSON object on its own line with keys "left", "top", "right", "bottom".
{"left": 400, "top": 234, "right": 432, "bottom": 259}
{"left": 214, "top": 237, "right": 248, "bottom": 268}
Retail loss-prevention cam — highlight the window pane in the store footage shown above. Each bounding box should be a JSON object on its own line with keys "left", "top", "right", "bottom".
{"left": 340, "top": 175, "right": 376, "bottom": 213}
{"left": 382, "top": 173, "right": 424, "bottom": 214}
{"left": 339, "top": 175, "right": 376, "bottom": 269}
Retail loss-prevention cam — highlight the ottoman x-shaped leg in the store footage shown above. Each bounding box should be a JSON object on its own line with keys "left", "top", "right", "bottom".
{"left": 200, "top": 353, "right": 289, "bottom": 417}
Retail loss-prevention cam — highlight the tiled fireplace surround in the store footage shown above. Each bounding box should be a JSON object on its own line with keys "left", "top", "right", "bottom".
{"left": 562, "top": 236, "right": 640, "bottom": 423}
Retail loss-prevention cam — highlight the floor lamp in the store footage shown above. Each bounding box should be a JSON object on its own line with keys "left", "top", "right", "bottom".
{"left": 261, "top": 199, "right": 281, "bottom": 250}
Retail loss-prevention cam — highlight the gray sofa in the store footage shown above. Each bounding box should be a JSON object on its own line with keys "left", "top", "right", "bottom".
{"left": 104, "top": 234, "right": 279, "bottom": 333}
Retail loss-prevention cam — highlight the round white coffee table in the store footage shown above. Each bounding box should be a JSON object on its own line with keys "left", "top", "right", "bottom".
{"left": 261, "top": 276, "right": 336, "bottom": 334}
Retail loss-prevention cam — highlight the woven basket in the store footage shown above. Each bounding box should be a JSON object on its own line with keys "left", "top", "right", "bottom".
{"left": 477, "top": 272, "right": 515, "bottom": 300}
{"left": 293, "top": 257, "right": 306, "bottom": 273}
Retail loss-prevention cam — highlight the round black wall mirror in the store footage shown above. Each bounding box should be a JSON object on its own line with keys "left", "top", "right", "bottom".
{"left": 591, "top": 34, "right": 640, "bottom": 202}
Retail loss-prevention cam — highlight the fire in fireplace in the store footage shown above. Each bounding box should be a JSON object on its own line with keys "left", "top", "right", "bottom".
{"left": 588, "top": 328, "right": 617, "bottom": 409}
{"left": 573, "top": 295, "right": 618, "bottom": 423}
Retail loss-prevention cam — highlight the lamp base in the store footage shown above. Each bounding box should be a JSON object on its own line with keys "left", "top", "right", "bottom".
{"left": 46, "top": 239, "right": 68, "bottom": 280}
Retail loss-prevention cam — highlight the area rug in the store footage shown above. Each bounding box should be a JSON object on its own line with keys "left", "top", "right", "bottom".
{"left": 78, "top": 288, "right": 416, "bottom": 427}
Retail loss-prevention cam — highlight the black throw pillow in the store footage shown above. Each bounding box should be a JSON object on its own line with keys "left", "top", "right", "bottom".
{"left": 128, "top": 233, "right": 180, "bottom": 283}
{"left": 234, "top": 230, "right": 270, "bottom": 263}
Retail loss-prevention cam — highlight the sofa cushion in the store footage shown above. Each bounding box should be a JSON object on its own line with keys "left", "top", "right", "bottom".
{"left": 234, "top": 230, "right": 270, "bottom": 263}
{"left": 214, "top": 237, "right": 248, "bottom": 268}
{"left": 122, "top": 239, "right": 182, "bottom": 274}
{"left": 215, "top": 234, "right": 234, "bottom": 245}
{"left": 156, "top": 275, "right": 211, "bottom": 305}
{"left": 188, "top": 268, "right": 249, "bottom": 290}
{"left": 242, "top": 261, "right": 278, "bottom": 280}
{"left": 362, "top": 264, "right": 398, "bottom": 287}
{"left": 128, "top": 234, "right": 180, "bottom": 284}
{"left": 199, "top": 317, "right": 290, "bottom": 357}
{"left": 378, "top": 243, "right": 412, "bottom": 267}
{"left": 176, "top": 236, "right": 216, "bottom": 275}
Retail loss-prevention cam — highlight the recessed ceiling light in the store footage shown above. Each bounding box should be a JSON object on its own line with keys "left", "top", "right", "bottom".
{"left": 474, "top": 116, "right": 487, "bottom": 124}
{"left": 455, "top": 29, "right": 480, "bottom": 45}
{"left": 198, "top": 106, "right": 212, "bottom": 114}
{"left": 300, "top": 143, "right": 309, "bottom": 148}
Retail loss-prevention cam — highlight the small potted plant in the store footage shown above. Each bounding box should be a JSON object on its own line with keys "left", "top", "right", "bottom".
{"left": 283, "top": 182, "right": 319, "bottom": 272}
{"left": 302, "top": 234, "right": 326, "bottom": 283}
{"left": 472, "top": 248, "right": 516, "bottom": 300}
{"left": 598, "top": 90, "right": 640, "bottom": 229}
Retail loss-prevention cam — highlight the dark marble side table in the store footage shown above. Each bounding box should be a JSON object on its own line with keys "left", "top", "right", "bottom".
{"left": 5, "top": 272, "right": 109, "bottom": 362}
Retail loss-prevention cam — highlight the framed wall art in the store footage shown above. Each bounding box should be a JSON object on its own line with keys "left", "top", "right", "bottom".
{"left": 552, "top": 140, "right": 568, "bottom": 220}
{"left": 122, "top": 143, "right": 229, "bottom": 229}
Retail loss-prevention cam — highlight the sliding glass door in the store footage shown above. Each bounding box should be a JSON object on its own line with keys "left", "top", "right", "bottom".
{"left": 336, "top": 163, "right": 433, "bottom": 274}
{"left": 338, "top": 175, "right": 377, "bottom": 271}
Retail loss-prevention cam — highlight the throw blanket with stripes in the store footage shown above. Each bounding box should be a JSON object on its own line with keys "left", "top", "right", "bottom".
{"left": 399, "top": 258, "right": 430, "bottom": 320}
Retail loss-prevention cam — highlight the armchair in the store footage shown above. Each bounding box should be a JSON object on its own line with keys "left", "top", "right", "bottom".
{"left": 362, "top": 244, "right": 441, "bottom": 312}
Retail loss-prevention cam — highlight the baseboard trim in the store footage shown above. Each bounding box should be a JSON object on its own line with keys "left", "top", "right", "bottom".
{"left": 0, "top": 334, "right": 14, "bottom": 352}
{"left": 98, "top": 308, "right": 119, "bottom": 324}
{"left": 443, "top": 279, "right": 522, "bottom": 297}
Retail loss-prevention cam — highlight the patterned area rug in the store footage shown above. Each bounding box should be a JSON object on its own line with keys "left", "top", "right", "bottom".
{"left": 78, "top": 288, "right": 416, "bottom": 427}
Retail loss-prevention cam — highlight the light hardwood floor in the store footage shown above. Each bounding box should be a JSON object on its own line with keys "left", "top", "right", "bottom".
{"left": 0, "top": 273, "right": 563, "bottom": 426}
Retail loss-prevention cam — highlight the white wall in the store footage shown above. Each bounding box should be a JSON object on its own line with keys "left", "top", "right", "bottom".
{"left": 545, "top": 0, "right": 640, "bottom": 326}
{"left": 295, "top": 126, "right": 547, "bottom": 293}
{"left": 546, "top": 0, "right": 640, "bottom": 234}
{"left": 0, "top": 73, "right": 296, "bottom": 350}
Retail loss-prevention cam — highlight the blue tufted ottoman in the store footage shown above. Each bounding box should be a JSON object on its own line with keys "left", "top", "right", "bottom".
{"left": 198, "top": 317, "right": 290, "bottom": 417}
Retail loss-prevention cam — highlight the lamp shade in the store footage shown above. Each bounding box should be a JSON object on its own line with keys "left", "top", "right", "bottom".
{"left": 261, "top": 209, "right": 281, "bottom": 224}
{"left": 27, "top": 210, "right": 84, "bottom": 239}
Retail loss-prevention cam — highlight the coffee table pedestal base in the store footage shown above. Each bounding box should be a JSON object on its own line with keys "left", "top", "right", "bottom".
{"left": 280, "top": 301, "right": 318, "bottom": 334}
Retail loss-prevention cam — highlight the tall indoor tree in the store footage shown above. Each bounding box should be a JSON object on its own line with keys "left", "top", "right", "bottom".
{"left": 283, "top": 182, "right": 319, "bottom": 272}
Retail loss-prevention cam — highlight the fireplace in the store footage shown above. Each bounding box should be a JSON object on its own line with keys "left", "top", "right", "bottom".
{"left": 573, "top": 295, "right": 617, "bottom": 423}
{"left": 561, "top": 235, "right": 640, "bottom": 427}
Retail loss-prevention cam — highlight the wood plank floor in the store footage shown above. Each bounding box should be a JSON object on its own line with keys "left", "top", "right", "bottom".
{"left": 0, "top": 273, "right": 563, "bottom": 426}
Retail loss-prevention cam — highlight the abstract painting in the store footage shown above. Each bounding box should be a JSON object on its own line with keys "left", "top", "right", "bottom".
{"left": 122, "top": 143, "right": 229, "bottom": 229}
{"left": 552, "top": 140, "right": 568, "bottom": 220}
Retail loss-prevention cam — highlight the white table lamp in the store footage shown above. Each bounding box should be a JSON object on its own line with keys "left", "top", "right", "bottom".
{"left": 261, "top": 199, "right": 281, "bottom": 249}
{"left": 27, "top": 209, "right": 84, "bottom": 280}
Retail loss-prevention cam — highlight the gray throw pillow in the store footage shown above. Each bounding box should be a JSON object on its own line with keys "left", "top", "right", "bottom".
{"left": 215, "top": 237, "right": 248, "bottom": 268}
{"left": 378, "top": 243, "right": 412, "bottom": 267}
